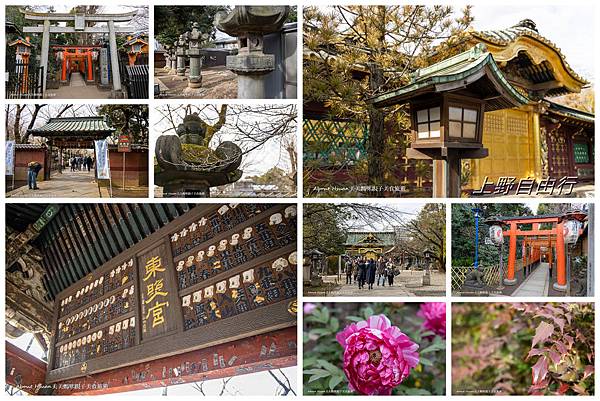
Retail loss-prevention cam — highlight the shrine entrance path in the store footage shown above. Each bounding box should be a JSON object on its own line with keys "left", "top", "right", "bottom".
{"left": 45, "top": 73, "right": 111, "bottom": 99}
{"left": 8, "top": 170, "right": 99, "bottom": 198}
{"left": 319, "top": 270, "right": 446, "bottom": 296}
{"left": 511, "top": 263, "right": 549, "bottom": 296}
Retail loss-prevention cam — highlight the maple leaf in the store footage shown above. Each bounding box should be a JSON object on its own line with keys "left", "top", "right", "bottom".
{"left": 531, "top": 321, "right": 554, "bottom": 348}
{"left": 532, "top": 356, "right": 549, "bottom": 384}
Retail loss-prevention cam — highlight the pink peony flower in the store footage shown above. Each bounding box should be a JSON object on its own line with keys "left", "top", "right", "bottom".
{"left": 303, "top": 302, "right": 317, "bottom": 314}
{"left": 336, "top": 314, "right": 419, "bottom": 395}
{"left": 417, "top": 302, "right": 446, "bottom": 338}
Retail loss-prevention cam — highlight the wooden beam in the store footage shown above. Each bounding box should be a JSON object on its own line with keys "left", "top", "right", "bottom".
{"left": 24, "top": 11, "right": 136, "bottom": 22}
{"left": 6, "top": 341, "right": 48, "bottom": 395}
{"left": 53, "top": 327, "right": 297, "bottom": 395}
{"left": 23, "top": 26, "right": 134, "bottom": 34}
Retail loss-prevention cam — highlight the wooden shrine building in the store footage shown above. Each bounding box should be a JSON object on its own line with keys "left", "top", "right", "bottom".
{"left": 303, "top": 19, "right": 594, "bottom": 195}
{"left": 5, "top": 203, "right": 298, "bottom": 394}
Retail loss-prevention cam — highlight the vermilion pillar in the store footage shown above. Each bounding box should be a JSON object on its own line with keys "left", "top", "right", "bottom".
{"left": 554, "top": 221, "right": 567, "bottom": 291}
{"left": 61, "top": 54, "right": 67, "bottom": 82}
{"left": 87, "top": 51, "right": 93, "bottom": 81}
{"left": 505, "top": 222, "right": 518, "bottom": 285}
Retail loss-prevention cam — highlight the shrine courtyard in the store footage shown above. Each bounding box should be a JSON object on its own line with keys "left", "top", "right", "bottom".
{"left": 154, "top": 66, "right": 237, "bottom": 99}
{"left": 307, "top": 270, "right": 446, "bottom": 297}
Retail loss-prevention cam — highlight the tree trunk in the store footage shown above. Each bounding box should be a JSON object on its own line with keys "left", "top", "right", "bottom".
{"left": 13, "top": 105, "right": 23, "bottom": 143}
{"left": 367, "top": 62, "right": 385, "bottom": 194}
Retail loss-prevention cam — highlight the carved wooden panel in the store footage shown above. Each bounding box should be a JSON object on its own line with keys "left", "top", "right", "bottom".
{"left": 46, "top": 203, "right": 297, "bottom": 383}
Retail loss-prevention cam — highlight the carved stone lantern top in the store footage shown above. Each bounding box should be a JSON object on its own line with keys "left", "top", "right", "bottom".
{"left": 214, "top": 6, "right": 289, "bottom": 37}
{"left": 187, "top": 22, "right": 210, "bottom": 49}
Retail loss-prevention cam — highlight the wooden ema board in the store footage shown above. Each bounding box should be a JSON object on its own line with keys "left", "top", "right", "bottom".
{"left": 47, "top": 203, "right": 298, "bottom": 384}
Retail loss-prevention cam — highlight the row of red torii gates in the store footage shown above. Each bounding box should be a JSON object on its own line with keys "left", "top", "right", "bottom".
{"left": 488, "top": 211, "right": 586, "bottom": 292}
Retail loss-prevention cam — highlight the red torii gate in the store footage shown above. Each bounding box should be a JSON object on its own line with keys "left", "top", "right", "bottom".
{"left": 52, "top": 45, "right": 101, "bottom": 83}
{"left": 491, "top": 212, "right": 586, "bottom": 292}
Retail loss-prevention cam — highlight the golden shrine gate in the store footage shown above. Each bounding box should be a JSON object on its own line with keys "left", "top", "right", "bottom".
{"left": 5, "top": 203, "right": 297, "bottom": 395}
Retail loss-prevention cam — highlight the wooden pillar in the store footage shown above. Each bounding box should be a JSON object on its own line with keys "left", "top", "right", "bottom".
{"left": 554, "top": 221, "right": 567, "bottom": 291}
{"left": 87, "top": 51, "right": 94, "bottom": 82}
{"left": 505, "top": 222, "right": 517, "bottom": 285}
{"left": 61, "top": 53, "right": 67, "bottom": 82}
{"left": 433, "top": 153, "right": 461, "bottom": 198}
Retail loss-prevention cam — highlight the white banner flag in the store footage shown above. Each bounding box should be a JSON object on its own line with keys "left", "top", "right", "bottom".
{"left": 94, "top": 139, "right": 111, "bottom": 180}
{"left": 6, "top": 140, "right": 16, "bottom": 176}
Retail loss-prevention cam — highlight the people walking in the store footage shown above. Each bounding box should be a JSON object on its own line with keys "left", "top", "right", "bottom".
{"left": 357, "top": 258, "right": 367, "bottom": 289}
{"left": 27, "top": 161, "right": 42, "bottom": 190}
{"left": 345, "top": 258, "right": 353, "bottom": 285}
{"left": 387, "top": 259, "right": 395, "bottom": 286}
{"left": 366, "top": 258, "right": 376, "bottom": 290}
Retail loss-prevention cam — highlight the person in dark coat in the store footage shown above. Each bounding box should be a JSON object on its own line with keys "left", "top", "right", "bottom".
{"left": 387, "top": 260, "right": 395, "bottom": 286}
{"left": 357, "top": 258, "right": 367, "bottom": 289}
{"left": 345, "top": 258, "right": 353, "bottom": 285}
{"left": 366, "top": 258, "right": 377, "bottom": 290}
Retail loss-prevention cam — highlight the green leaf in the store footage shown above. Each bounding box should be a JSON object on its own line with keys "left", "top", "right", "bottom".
{"left": 318, "top": 359, "right": 344, "bottom": 375}
{"left": 421, "top": 342, "right": 445, "bottom": 354}
{"left": 328, "top": 374, "right": 344, "bottom": 390}
{"left": 346, "top": 315, "right": 364, "bottom": 322}
{"left": 419, "top": 357, "right": 433, "bottom": 367}
{"left": 363, "top": 306, "right": 374, "bottom": 319}
{"left": 305, "top": 369, "right": 331, "bottom": 383}
{"left": 309, "top": 328, "right": 332, "bottom": 337}
{"left": 330, "top": 317, "right": 340, "bottom": 332}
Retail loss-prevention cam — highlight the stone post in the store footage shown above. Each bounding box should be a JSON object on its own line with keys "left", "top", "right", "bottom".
{"left": 186, "top": 22, "right": 209, "bottom": 89}
{"left": 170, "top": 44, "right": 177, "bottom": 74}
{"left": 40, "top": 19, "right": 51, "bottom": 95}
{"left": 176, "top": 35, "right": 187, "bottom": 76}
{"left": 163, "top": 45, "right": 171, "bottom": 71}
{"left": 215, "top": 6, "right": 289, "bottom": 99}
{"left": 108, "top": 20, "right": 123, "bottom": 96}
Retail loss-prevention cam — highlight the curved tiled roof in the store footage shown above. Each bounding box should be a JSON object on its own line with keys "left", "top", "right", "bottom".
{"left": 28, "top": 116, "right": 115, "bottom": 137}
{"left": 472, "top": 19, "right": 588, "bottom": 85}
{"left": 372, "top": 44, "right": 529, "bottom": 110}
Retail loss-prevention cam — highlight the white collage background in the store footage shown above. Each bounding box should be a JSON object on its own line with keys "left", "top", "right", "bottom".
{"left": 0, "top": 0, "right": 599, "bottom": 400}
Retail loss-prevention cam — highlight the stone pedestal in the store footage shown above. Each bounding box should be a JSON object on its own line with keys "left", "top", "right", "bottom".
{"left": 215, "top": 6, "right": 289, "bottom": 99}
{"left": 176, "top": 35, "right": 187, "bottom": 76}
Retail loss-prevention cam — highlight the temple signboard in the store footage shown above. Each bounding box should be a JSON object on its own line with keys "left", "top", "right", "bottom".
{"left": 46, "top": 203, "right": 298, "bottom": 383}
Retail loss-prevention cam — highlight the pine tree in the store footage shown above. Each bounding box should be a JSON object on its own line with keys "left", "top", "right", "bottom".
{"left": 304, "top": 6, "right": 473, "bottom": 191}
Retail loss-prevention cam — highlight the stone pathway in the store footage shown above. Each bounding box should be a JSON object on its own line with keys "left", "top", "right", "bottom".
{"left": 45, "top": 73, "right": 111, "bottom": 99}
{"left": 511, "top": 263, "right": 549, "bottom": 296}
{"left": 6, "top": 170, "right": 147, "bottom": 198}
{"left": 69, "top": 72, "right": 86, "bottom": 87}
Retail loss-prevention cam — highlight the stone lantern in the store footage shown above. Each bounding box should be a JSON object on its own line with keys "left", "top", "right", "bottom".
{"left": 163, "top": 44, "right": 171, "bottom": 71}
{"left": 372, "top": 44, "right": 529, "bottom": 197}
{"left": 155, "top": 112, "right": 243, "bottom": 198}
{"left": 215, "top": 6, "right": 289, "bottom": 99}
{"left": 169, "top": 43, "right": 177, "bottom": 74}
{"left": 185, "top": 22, "right": 209, "bottom": 89}
{"left": 422, "top": 248, "right": 433, "bottom": 286}
{"left": 175, "top": 34, "right": 187, "bottom": 77}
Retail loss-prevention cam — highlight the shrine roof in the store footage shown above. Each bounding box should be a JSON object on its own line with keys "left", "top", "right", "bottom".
{"left": 545, "top": 100, "right": 594, "bottom": 126}
{"left": 7, "top": 204, "right": 198, "bottom": 301}
{"left": 345, "top": 231, "right": 396, "bottom": 247}
{"left": 372, "top": 44, "right": 529, "bottom": 110}
{"left": 471, "top": 19, "right": 588, "bottom": 95}
{"left": 28, "top": 116, "right": 115, "bottom": 137}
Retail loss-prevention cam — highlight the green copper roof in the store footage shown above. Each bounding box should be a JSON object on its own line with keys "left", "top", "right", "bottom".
{"left": 372, "top": 43, "right": 529, "bottom": 110}
{"left": 29, "top": 116, "right": 115, "bottom": 137}
{"left": 546, "top": 100, "right": 594, "bottom": 125}
{"left": 344, "top": 231, "right": 396, "bottom": 247}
